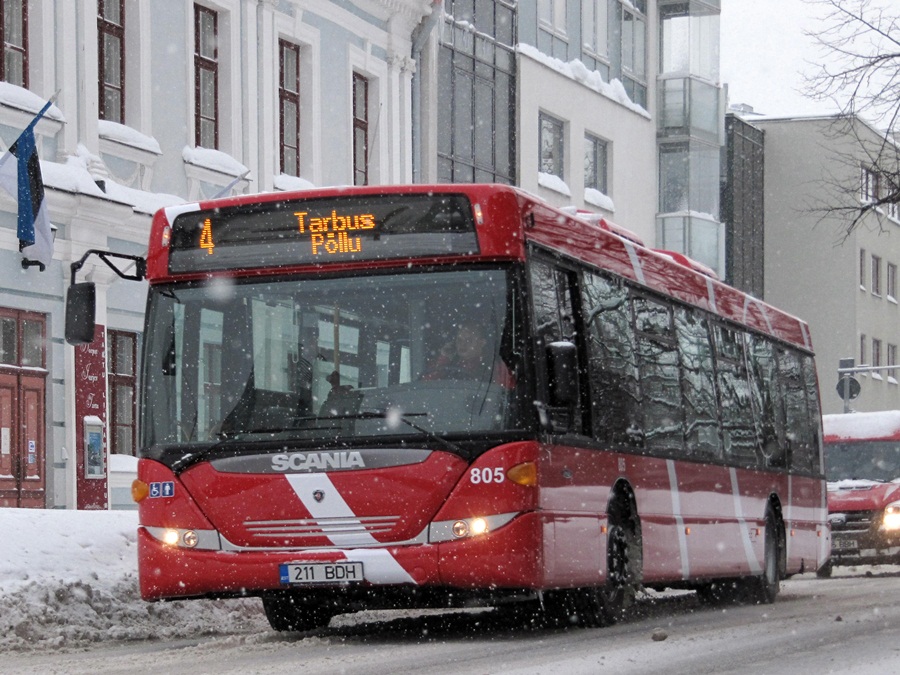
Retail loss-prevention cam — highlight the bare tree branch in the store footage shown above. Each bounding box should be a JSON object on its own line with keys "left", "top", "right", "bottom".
{"left": 801, "top": 0, "right": 900, "bottom": 238}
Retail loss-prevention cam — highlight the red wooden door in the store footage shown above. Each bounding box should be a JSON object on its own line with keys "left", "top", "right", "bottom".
{"left": 0, "top": 308, "right": 47, "bottom": 508}
{"left": 0, "top": 370, "right": 46, "bottom": 507}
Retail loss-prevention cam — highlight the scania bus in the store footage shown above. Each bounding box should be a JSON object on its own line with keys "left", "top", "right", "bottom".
{"left": 67, "top": 183, "right": 829, "bottom": 630}
{"left": 821, "top": 410, "right": 900, "bottom": 576}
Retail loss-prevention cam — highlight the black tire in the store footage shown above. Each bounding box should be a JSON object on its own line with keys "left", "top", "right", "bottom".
{"left": 741, "top": 511, "right": 783, "bottom": 604}
{"left": 599, "top": 522, "right": 639, "bottom": 625}
{"left": 541, "top": 516, "right": 641, "bottom": 628}
{"left": 816, "top": 560, "right": 833, "bottom": 578}
{"left": 696, "top": 579, "right": 739, "bottom": 605}
{"left": 699, "top": 511, "right": 784, "bottom": 605}
{"left": 262, "top": 596, "right": 334, "bottom": 632}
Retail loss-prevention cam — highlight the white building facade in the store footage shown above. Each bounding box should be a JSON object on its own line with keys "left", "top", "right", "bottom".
{"left": 0, "top": 0, "right": 436, "bottom": 509}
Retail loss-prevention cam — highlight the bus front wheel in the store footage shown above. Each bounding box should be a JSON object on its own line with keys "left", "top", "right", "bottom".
{"left": 262, "top": 595, "right": 335, "bottom": 632}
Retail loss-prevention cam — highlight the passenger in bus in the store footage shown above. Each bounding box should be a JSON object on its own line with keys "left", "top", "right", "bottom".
{"left": 424, "top": 319, "right": 515, "bottom": 387}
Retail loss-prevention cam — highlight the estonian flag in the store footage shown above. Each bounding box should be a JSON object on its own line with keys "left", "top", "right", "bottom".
{"left": 0, "top": 98, "right": 55, "bottom": 271}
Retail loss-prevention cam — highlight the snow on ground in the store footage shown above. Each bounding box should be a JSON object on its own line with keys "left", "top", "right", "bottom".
{"left": 0, "top": 508, "right": 267, "bottom": 651}
{"left": 2, "top": 508, "right": 898, "bottom": 654}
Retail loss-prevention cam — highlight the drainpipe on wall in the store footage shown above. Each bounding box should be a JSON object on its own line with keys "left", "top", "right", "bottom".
{"left": 411, "top": 0, "right": 443, "bottom": 183}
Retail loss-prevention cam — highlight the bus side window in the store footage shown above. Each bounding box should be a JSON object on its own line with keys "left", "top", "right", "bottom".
{"left": 634, "top": 296, "right": 683, "bottom": 455}
{"left": 778, "top": 348, "right": 817, "bottom": 473}
{"left": 674, "top": 306, "right": 719, "bottom": 458}
{"left": 713, "top": 323, "right": 759, "bottom": 466}
{"left": 529, "top": 258, "right": 583, "bottom": 433}
{"left": 581, "top": 272, "right": 643, "bottom": 448}
{"left": 747, "top": 334, "right": 788, "bottom": 467}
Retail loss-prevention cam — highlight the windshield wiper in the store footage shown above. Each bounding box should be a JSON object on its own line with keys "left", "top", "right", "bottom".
{"left": 318, "top": 409, "right": 466, "bottom": 455}
{"left": 171, "top": 410, "right": 466, "bottom": 474}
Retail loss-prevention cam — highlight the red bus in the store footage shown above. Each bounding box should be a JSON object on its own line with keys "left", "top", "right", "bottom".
{"left": 84, "top": 184, "right": 827, "bottom": 630}
{"left": 822, "top": 411, "right": 900, "bottom": 576}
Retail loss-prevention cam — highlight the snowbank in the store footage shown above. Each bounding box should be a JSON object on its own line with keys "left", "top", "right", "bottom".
{"left": 0, "top": 509, "right": 266, "bottom": 651}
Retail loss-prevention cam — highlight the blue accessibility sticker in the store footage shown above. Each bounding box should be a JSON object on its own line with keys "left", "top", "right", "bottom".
{"left": 149, "top": 481, "right": 175, "bottom": 498}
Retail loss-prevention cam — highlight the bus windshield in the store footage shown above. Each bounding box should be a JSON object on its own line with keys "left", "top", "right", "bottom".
{"left": 140, "top": 268, "right": 528, "bottom": 455}
{"left": 825, "top": 441, "right": 900, "bottom": 483}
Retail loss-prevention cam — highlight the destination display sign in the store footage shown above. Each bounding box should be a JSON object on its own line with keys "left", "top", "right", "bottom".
{"left": 167, "top": 193, "right": 479, "bottom": 273}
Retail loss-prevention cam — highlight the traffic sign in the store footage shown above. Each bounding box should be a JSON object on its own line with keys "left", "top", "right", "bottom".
{"left": 836, "top": 376, "right": 861, "bottom": 400}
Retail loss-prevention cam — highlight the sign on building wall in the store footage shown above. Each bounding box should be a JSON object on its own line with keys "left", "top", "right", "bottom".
{"left": 75, "top": 326, "right": 108, "bottom": 510}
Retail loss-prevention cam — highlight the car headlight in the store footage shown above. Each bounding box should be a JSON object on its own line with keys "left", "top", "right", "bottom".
{"left": 882, "top": 502, "right": 900, "bottom": 531}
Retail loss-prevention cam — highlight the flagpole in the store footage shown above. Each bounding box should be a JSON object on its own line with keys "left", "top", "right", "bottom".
{"left": 0, "top": 90, "right": 61, "bottom": 271}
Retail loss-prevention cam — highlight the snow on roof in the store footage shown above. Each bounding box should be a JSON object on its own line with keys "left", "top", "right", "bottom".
{"left": 823, "top": 411, "right": 900, "bottom": 441}
{"left": 584, "top": 187, "right": 615, "bottom": 212}
{"left": 182, "top": 145, "right": 249, "bottom": 177}
{"left": 38, "top": 148, "right": 186, "bottom": 216}
{"left": 538, "top": 171, "right": 571, "bottom": 197}
{"left": 0, "top": 82, "right": 65, "bottom": 121}
{"left": 517, "top": 43, "right": 650, "bottom": 119}
{"left": 98, "top": 120, "right": 161, "bottom": 155}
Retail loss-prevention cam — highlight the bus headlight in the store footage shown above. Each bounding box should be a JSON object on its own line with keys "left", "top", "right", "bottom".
{"left": 883, "top": 502, "right": 900, "bottom": 531}
{"left": 451, "top": 517, "right": 488, "bottom": 539}
{"left": 157, "top": 527, "right": 203, "bottom": 548}
{"left": 430, "top": 513, "right": 517, "bottom": 542}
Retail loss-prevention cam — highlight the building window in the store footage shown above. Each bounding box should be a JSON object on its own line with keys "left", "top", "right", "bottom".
{"left": 888, "top": 262, "right": 897, "bottom": 300}
{"left": 582, "top": 0, "right": 608, "bottom": 58}
{"left": 539, "top": 0, "right": 567, "bottom": 33}
{"left": 98, "top": 0, "right": 125, "bottom": 123}
{"left": 352, "top": 73, "right": 368, "bottom": 186}
{"left": 861, "top": 166, "right": 880, "bottom": 203}
{"left": 618, "top": 0, "right": 647, "bottom": 106}
{"left": 888, "top": 199, "right": 900, "bottom": 221}
{"left": 437, "top": 2, "right": 516, "bottom": 185}
{"left": 108, "top": 331, "right": 136, "bottom": 456}
{"left": 888, "top": 344, "right": 897, "bottom": 383}
{"left": 0, "top": 309, "right": 44, "bottom": 368}
{"left": 872, "top": 254, "right": 882, "bottom": 296}
{"left": 872, "top": 338, "right": 882, "bottom": 377}
{"left": 539, "top": 112, "right": 565, "bottom": 179}
{"left": 860, "top": 333, "right": 867, "bottom": 366}
{"left": 584, "top": 134, "right": 608, "bottom": 194}
{"left": 659, "top": 140, "right": 719, "bottom": 215}
{"left": 194, "top": 4, "right": 218, "bottom": 149}
{"left": 859, "top": 248, "right": 866, "bottom": 289}
{"left": 279, "top": 40, "right": 301, "bottom": 177}
{"left": 1, "top": 0, "right": 27, "bottom": 87}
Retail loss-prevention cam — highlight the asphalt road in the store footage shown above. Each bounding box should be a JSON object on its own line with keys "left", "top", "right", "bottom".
{"left": 4, "top": 569, "right": 899, "bottom": 675}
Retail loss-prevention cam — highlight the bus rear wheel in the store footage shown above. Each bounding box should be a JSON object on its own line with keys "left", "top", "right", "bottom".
{"left": 598, "top": 522, "right": 639, "bottom": 624}
{"left": 262, "top": 595, "right": 335, "bottom": 632}
{"left": 740, "top": 511, "right": 784, "bottom": 604}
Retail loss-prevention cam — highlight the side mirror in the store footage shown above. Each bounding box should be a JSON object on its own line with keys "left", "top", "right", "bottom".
{"left": 65, "top": 282, "right": 96, "bottom": 345}
{"left": 547, "top": 340, "right": 578, "bottom": 407}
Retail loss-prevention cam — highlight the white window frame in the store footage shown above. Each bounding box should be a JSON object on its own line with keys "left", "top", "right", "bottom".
{"left": 539, "top": 0, "right": 568, "bottom": 35}
{"left": 582, "top": 0, "right": 608, "bottom": 59}
{"left": 872, "top": 254, "right": 882, "bottom": 296}
{"left": 539, "top": 111, "right": 566, "bottom": 180}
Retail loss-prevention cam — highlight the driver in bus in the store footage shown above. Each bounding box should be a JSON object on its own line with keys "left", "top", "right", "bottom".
{"left": 424, "top": 318, "right": 515, "bottom": 387}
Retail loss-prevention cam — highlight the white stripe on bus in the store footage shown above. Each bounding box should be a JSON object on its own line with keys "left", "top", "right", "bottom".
{"left": 284, "top": 473, "right": 415, "bottom": 584}
{"left": 624, "top": 241, "right": 646, "bottom": 286}
{"left": 730, "top": 467, "right": 763, "bottom": 574}
{"left": 705, "top": 276, "right": 718, "bottom": 314}
{"left": 666, "top": 459, "right": 691, "bottom": 579}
